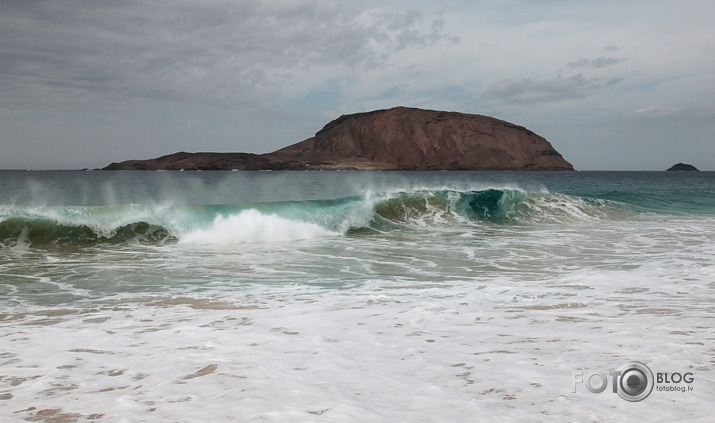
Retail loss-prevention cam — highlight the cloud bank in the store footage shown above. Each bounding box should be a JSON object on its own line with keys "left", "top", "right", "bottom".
{"left": 1, "top": 0, "right": 714, "bottom": 169}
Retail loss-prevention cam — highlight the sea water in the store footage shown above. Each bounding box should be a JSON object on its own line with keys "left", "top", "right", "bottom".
{"left": 1, "top": 170, "right": 713, "bottom": 422}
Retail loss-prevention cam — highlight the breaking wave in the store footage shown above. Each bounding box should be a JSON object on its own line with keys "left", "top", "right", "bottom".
{"left": 0, "top": 189, "right": 627, "bottom": 247}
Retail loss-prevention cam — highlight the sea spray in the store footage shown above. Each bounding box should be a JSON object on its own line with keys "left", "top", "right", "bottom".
{"left": 179, "top": 209, "right": 340, "bottom": 244}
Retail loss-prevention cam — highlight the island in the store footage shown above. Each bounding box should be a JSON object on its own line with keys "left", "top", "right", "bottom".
{"left": 103, "top": 106, "right": 574, "bottom": 171}
{"left": 666, "top": 163, "right": 699, "bottom": 172}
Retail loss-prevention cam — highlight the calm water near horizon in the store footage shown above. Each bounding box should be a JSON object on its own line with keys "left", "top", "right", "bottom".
{"left": 1, "top": 170, "right": 714, "bottom": 422}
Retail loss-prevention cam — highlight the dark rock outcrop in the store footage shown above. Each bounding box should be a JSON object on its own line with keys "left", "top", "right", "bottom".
{"left": 666, "top": 163, "right": 699, "bottom": 172}
{"left": 103, "top": 107, "right": 574, "bottom": 171}
{"left": 103, "top": 152, "right": 306, "bottom": 171}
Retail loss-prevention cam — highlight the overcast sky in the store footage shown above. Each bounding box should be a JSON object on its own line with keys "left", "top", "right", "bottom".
{"left": 1, "top": 0, "right": 713, "bottom": 170}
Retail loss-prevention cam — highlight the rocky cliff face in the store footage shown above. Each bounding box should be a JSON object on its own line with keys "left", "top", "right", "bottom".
{"left": 103, "top": 107, "right": 574, "bottom": 171}
{"left": 265, "top": 107, "right": 573, "bottom": 170}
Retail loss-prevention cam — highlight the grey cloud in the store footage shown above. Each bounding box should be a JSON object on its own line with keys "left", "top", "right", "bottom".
{"left": 0, "top": 1, "right": 458, "bottom": 111}
{"left": 375, "top": 9, "right": 423, "bottom": 31}
{"left": 567, "top": 56, "right": 626, "bottom": 69}
{"left": 485, "top": 74, "right": 597, "bottom": 103}
{"left": 590, "top": 56, "right": 627, "bottom": 68}
{"left": 370, "top": 10, "right": 460, "bottom": 50}
{"left": 566, "top": 59, "right": 590, "bottom": 69}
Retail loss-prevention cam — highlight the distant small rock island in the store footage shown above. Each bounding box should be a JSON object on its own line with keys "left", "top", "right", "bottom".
{"left": 103, "top": 107, "right": 574, "bottom": 171}
{"left": 666, "top": 163, "right": 699, "bottom": 172}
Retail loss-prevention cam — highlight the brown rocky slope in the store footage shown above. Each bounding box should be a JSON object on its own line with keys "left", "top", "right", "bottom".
{"left": 103, "top": 107, "right": 574, "bottom": 171}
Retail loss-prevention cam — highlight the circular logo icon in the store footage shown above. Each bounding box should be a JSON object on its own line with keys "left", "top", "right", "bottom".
{"left": 616, "top": 361, "right": 654, "bottom": 401}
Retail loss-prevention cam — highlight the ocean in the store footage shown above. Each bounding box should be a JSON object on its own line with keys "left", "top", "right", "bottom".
{"left": 1, "top": 170, "right": 713, "bottom": 422}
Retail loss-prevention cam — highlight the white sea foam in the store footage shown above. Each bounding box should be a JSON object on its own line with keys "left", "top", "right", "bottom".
{"left": 2, "top": 258, "right": 713, "bottom": 422}
{"left": 179, "top": 209, "right": 339, "bottom": 244}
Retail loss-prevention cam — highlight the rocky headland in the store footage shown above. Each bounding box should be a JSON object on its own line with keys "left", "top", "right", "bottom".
{"left": 103, "top": 107, "right": 574, "bottom": 171}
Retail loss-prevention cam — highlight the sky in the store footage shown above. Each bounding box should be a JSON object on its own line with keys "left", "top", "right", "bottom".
{"left": 1, "top": 0, "right": 714, "bottom": 170}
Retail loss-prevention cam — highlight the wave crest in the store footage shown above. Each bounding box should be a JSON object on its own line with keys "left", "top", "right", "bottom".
{"left": 179, "top": 209, "right": 339, "bottom": 245}
{"left": 373, "top": 189, "right": 610, "bottom": 226}
{"left": 0, "top": 189, "right": 618, "bottom": 247}
{"left": 0, "top": 218, "right": 173, "bottom": 248}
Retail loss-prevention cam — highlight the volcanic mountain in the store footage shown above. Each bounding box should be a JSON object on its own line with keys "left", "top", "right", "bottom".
{"left": 104, "top": 107, "right": 574, "bottom": 171}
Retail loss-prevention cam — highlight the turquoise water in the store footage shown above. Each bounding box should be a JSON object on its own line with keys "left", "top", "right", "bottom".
{"left": 1, "top": 170, "right": 714, "bottom": 421}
